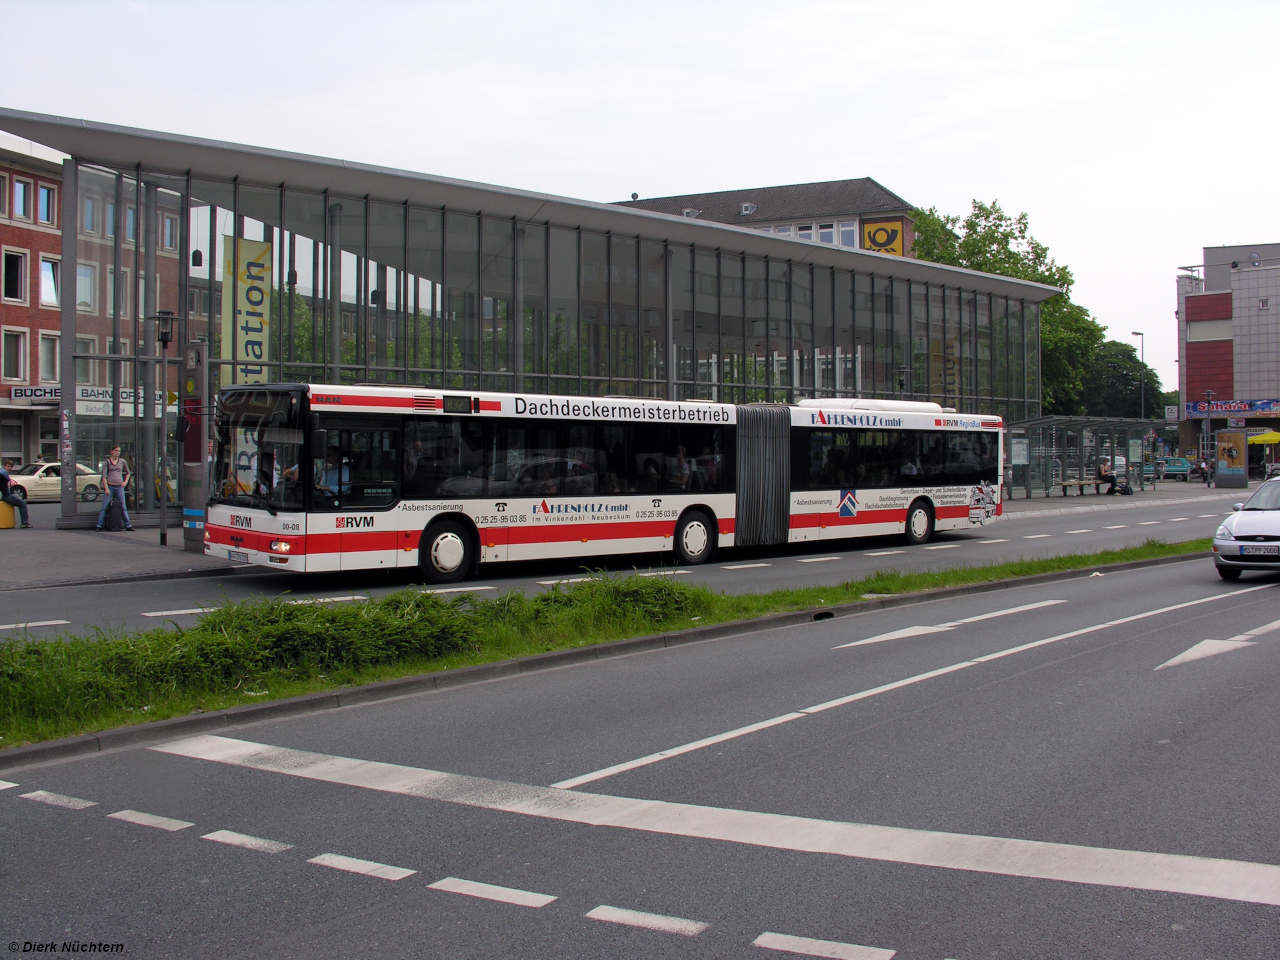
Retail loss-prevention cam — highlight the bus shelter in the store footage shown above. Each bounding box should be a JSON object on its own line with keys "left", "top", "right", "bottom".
{"left": 1008, "top": 416, "right": 1165, "bottom": 498}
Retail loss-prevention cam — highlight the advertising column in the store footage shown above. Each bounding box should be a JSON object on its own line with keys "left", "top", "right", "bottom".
{"left": 1214, "top": 430, "right": 1248, "bottom": 488}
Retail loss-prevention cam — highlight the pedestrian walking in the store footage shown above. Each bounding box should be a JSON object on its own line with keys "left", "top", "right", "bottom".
{"left": 96, "top": 445, "right": 135, "bottom": 531}
{"left": 1201, "top": 457, "right": 1212, "bottom": 487}
{"left": 0, "top": 458, "right": 32, "bottom": 528}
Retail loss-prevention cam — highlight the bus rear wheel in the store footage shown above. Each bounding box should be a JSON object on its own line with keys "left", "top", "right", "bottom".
{"left": 420, "top": 519, "right": 474, "bottom": 584}
{"left": 903, "top": 499, "right": 934, "bottom": 545}
{"left": 674, "top": 510, "right": 715, "bottom": 565}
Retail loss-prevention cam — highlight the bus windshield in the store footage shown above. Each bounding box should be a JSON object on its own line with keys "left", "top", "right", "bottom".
{"left": 213, "top": 387, "right": 306, "bottom": 513}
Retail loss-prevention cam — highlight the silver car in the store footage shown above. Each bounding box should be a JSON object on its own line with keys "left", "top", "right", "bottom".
{"left": 1213, "top": 478, "right": 1280, "bottom": 579}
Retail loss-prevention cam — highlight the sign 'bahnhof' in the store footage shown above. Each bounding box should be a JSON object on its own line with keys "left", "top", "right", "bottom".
{"left": 0, "top": 107, "right": 1056, "bottom": 524}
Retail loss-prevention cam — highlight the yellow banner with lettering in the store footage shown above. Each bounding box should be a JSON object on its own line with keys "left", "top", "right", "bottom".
{"left": 220, "top": 237, "right": 273, "bottom": 384}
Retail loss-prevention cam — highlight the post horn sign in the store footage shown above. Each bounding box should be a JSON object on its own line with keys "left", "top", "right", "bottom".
{"left": 862, "top": 219, "right": 905, "bottom": 256}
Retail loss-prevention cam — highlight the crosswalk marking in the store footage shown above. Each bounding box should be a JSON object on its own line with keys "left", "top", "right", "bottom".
{"left": 308, "top": 853, "right": 416, "bottom": 881}
{"left": 20, "top": 790, "right": 96, "bottom": 810}
{"left": 202, "top": 830, "right": 293, "bottom": 854}
{"left": 108, "top": 809, "right": 193, "bottom": 832}
{"left": 585, "top": 905, "right": 709, "bottom": 937}
{"left": 429, "top": 876, "right": 556, "bottom": 908}
{"left": 753, "top": 931, "right": 896, "bottom": 959}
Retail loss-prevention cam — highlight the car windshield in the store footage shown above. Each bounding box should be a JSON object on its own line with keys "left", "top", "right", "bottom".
{"left": 1242, "top": 481, "right": 1280, "bottom": 510}
{"left": 213, "top": 387, "right": 306, "bottom": 513}
{"left": 13, "top": 464, "right": 42, "bottom": 475}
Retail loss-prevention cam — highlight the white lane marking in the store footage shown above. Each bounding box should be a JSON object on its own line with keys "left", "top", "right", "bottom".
{"left": 923, "top": 544, "right": 958, "bottom": 550}
{"left": 108, "top": 809, "right": 193, "bottom": 831}
{"left": 428, "top": 876, "right": 556, "bottom": 908}
{"left": 1198, "top": 514, "right": 1218, "bottom": 518}
{"left": 552, "top": 712, "right": 807, "bottom": 789}
{"left": 1168, "top": 518, "right": 1189, "bottom": 522}
{"left": 20, "top": 790, "right": 97, "bottom": 810}
{"left": 585, "top": 905, "right": 709, "bottom": 937}
{"left": 975, "top": 539, "right": 1009, "bottom": 544}
{"left": 308, "top": 853, "right": 416, "bottom": 881}
{"left": 1138, "top": 521, "right": 1162, "bottom": 526}
{"left": 156, "top": 733, "right": 1280, "bottom": 907}
{"left": 0, "top": 780, "right": 19, "bottom": 790}
{"left": 1023, "top": 534, "right": 1052, "bottom": 539}
{"left": 864, "top": 550, "right": 904, "bottom": 556}
{"left": 536, "top": 578, "right": 597, "bottom": 586}
{"left": 1065, "top": 529, "right": 1092, "bottom": 534}
{"left": 722, "top": 563, "right": 771, "bottom": 570}
{"left": 288, "top": 595, "right": 368, "bottom": 605}
{"left": 202, "top": 830, "right": 293, "bottom": 853}
{"left": 836, "top": 600, "right": 1066, "bottom": 648}
{"left": 753, "top": 931, "right": 896, "bottom": 959}
{"left": 141, "top": 607, "right": 214, "bottom": 618}
{"left": 639, "top": 570, "right": 689, "bottom": 577}
{"left": 1155, "top": 639, "right": 1255, "bottom": 671}
{"left": 0, "top": 619, "right": 70, "bottom": 630}
{"left": 1104, "top": 525, "right": 1129, "bottom": 529}
{"left": 797, "top": 557, "right": 841, "bottom": 563}
{"left": 421, "top": 585, "right": 496, "bottom": 594}
{"left": 1226, "top": 616, "right": 1280, "bottom": 642}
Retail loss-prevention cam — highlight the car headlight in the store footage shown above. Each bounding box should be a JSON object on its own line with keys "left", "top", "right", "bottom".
{"left": 1215, "top": 525, "right": 1234, "bottom": 540}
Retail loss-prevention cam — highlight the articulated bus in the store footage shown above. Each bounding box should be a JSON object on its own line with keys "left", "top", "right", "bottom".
{"left": 206, "top": 384, "right": 1003, "bottom": 582}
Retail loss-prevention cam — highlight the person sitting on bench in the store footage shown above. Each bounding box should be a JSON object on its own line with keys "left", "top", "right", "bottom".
{"left": 1097, "top": 456, "right": 1117, "bottom": 495}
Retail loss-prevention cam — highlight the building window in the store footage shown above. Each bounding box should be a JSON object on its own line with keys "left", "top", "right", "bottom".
{"left": 3, "top": 250, "right": 27, "bottom": 302}
{"left": 2, "top": 329, "right": 27, "bottom": 381}
{"left": 774, "top": 225, "right": 793, "bottom": 237}
{"left": 83, "top": 197, "right": 97, "bottom": 234}
{"left": 75, "top": 336, "right": 94, "bottom": 385}
{"left": 839, "top": 221, "right": 858, "bottom": 248}
{"left": 38, "top": 185, "right": 56, "bottom": 225}
{"left": 125, "top": 206, "right": 136, "bottom": 242}
{"left": 818, "top": 223, "right": 835, "bottom": 245}
{"left": 796, "top": 224, "right": 813, "bottom": 241}
{"left": 105, "top": 201, "right": 115, "bottom": 238}
{"left": 163, "top": 216, "right": 178, "bottom": 250}
{"left": 0, "top": 421, "right": 21, "bottom": 460}
{"left": 39, "top": 335, "right": 59, "bottom": 382}
{"left": 107, "top": 267, "right": 129, "bottom": 317}
{"left": 76, "top": 263, "right": 97, "bottom": 312}
{"left": 0, "top": 174, "right": 6, "bottom": 216}
{"left": 39, "top": 257, "right": 59, "bottom": 307}
{"left": 13, "top": 178, "right": 32, "bottom": 220}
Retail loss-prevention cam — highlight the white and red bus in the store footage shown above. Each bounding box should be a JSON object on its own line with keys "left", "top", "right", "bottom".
{"left": 206, "top": 384, "right": 1002, "bottom": 582}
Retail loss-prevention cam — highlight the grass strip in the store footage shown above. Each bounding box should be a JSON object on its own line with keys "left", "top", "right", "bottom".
{"left": 0, "top": 536, "right": 1209, "bottom": 749}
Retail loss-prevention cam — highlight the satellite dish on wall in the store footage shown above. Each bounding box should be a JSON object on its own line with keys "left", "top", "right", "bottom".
{"left": 1250, "top": 252, "right": 1262, "bottom": 267}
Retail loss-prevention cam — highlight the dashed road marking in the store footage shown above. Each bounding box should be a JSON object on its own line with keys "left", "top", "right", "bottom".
{"left": 923, "top": 544, "right": 958, "bottom": 550}
{"left": 1198, "top": 514, "right": 1218, "bottom": 518}
{"left": 21, "top": 790, "right": 96, "bottom": 810}
{"left": 585, "top": 905, "right": 709, "bottom": 937}
{"left": 975, "top": 539, "right": 1008, "bottom": 544}
{"left": 835, "top": 600, "right": 1067, "bottom": 649}
{"left": 536, "top": 578, "right": 597, "bottom": 586}
{"left": 109, "top": 809, "right": 194, "bottom": 832}
{"left": 1137, "top": 521, "right": 1162, "bottom": 526}
{"left": 421, "top": 585, "right": 496, "bottom": 594}
{"left": 1065, "top": 529, "right": 1091, "bottom": 534}
{"left": 141, "top": 608, "right": 214, "bottom": 618}
{"left": 0, "top": 780, "right": 19, "bottom": 791}
{"left": 1023, "top": 534, "right": 1052, "bottom": 539}
{"left": 723, "top": 563, "right": 771, "bottom": 570}
{"left": 288, "top": 595, "right": 368, "bottom": 605}
{"left": 864, "top": 550, "right": 904, "bottom": 556}
{"left": 428, "top": 876, "right": 556, "bottom": 908}
{"left": 753, "top": 931, "right": 896, "bottom": 959}
{"left": 308, "top": 853, "right": 416, "bottom": 881}
{"left": 797, "top": 556, "right": 841, "bottom": 563}
{"left": 1104, "top": 524, "right": 1128, "bottom": 529}
{"left": 0, "top": 619, "right": 70, "bottom": 630}
{"left": 202, "top": 830, "right": 293, "bottom": 854}
{"left": 639, "top": 570, "right": 689, "bottom": 577}
{"left": 1167, "top": 517, "right": 1189, "bottom": 522}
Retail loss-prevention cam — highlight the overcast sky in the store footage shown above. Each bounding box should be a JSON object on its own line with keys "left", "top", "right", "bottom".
{"left": 4, "top": 0, "right": 1275, "bottom": 387}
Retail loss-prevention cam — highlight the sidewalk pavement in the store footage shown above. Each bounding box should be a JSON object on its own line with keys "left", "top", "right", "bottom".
{"left": 0, "top": 482, "right": 1251, "bottom": 591}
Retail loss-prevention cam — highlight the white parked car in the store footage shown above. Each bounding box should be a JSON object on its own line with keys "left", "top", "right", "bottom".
{"left": 7, "top": 462, "right": 102, "bottom": 502}
{"left": 1213, "top": 479, "right": 1280, "bottom": 579}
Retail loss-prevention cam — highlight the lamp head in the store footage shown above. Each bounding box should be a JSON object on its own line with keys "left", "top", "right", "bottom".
{"left": 156, "top": 309, "right": 175, "bottom": 346}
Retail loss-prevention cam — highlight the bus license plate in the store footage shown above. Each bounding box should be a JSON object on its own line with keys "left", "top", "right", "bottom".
{"left": 1241, "top": 545, "right": 1279, "bottom": 555}
{"left": 228, "top": 550, "right": 249, "bottom": 563}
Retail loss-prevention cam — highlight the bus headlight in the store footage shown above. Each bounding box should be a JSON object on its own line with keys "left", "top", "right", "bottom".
{"left": 270, "top": 540, "right": 292, "bottom": 553}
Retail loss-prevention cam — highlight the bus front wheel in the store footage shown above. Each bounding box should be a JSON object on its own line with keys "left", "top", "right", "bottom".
{"left": 674, "top": 510, "right": 715, "bottom": 565}
{"left": 903, "top": 500, "right": 934, "bottom": 546}
{"left": 420, "top": 519, "right": 474, "bottom": 584}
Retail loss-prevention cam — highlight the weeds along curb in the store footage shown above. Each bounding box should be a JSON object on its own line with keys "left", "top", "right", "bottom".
{"left": 0, "top": 549, "right": 1210, "bottom": 772}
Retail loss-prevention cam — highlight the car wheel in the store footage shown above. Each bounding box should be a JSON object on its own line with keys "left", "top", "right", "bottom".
{"left": 1216, "top": 564, "right": 1242, "bottom": 581}
{"left": 903, "top": 499, "right": 934, "bottom": 545}
{"left": 9, "top": 485, "right": 26, "bottom": 501}
{"left": 674, "top": 510, "right": 714, "bottom": 565}
{"left": 81, "top": 484, "right": 100, "bottom": 502}
{"left": 419, "top": 519, "right": 474, "bottom": 584}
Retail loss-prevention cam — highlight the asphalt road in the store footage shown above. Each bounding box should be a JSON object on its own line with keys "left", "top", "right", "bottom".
{"left": 3, "top": 496, "right": 1230, "bottom": 638}
{"left": 3, "top": 560, "right": 1280, "bottom": 958}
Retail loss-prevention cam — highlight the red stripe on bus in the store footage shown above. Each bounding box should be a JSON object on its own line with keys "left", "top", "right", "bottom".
{"left": 502, "top": 519, "right": 676, "bottom": 544}
{"left": 478, "top": 400, "right": 502, "bottom": 411}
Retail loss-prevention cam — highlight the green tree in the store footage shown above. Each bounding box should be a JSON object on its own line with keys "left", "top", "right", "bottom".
{"left": 912, "top": 201, "right": 1107, "bottom": 415}
{"left": 1078, "top": 340, "right": 1163, "bottom": 419}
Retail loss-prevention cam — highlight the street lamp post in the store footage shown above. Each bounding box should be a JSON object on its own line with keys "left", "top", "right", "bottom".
{"left": 1130, "top": 331, "right": 1145, "bottom": 420}
{"left": 1202, "top": 388, "right": 1216, "bottom": 468}
{"left": 151, "top": 310, "right": 175, "bottom": 547}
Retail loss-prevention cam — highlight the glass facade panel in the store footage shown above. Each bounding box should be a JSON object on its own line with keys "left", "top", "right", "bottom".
{"left": 669, "top": 245, "right": 694, "bottom": 396}
{"left": 871, "top": 276, "right": 890, "bottom": 397}
{"left": 945, "top": 287, "right": 961, "bottom": 408}
{"left": 992, "top": 297, "right": 1008, "bottom": 404}
{"left": 720, "top": 253, "right": 744, "bottom": 401}
{"left": 768, "top": 259, "right": 789, "bottom": 400}
{"left": 791, "top": 263, "right": 813, "bottom": 395}
{"left": 547, "top": 227, "right": 578, "bottom": 393}
{"left": 853, "top": 272, "right": 872, "bottom": 394}
{"left": 693, "top": 247, "right": 717, "bottom": 398}
{"left": 910, "top": 283, "right": 927, "bottom": 397}
{"left": 481, "top": 217, "right": 514, "bottom": 391}
{"left": 1009, "top": 298, "right": 1025, "bottom": 419}
{"left": 960, "top": 291, "right": 975, "bottom": 404}
{"left": 406, "top": 206, "right": 443, "bottom": 382}
{"left": 976, "top": 293, "right": 991, "bottom": 399}
{"left": 834, "top": 269, "right": 853, "bottom": 394}
{"left": 516, "top": 222, "right": 546, "bottom": 393}
{"left": 610, "top": 235, "right": 638, "bottom": 392}
{"left": 369, "top": 201, "right": 406, "bottom": 383}
{"left": 891, "top": 279, "right": 909, "bottom": 396}
{"left": 445, "top": 211, "right": 478, "bottom": 388}
{"left": 744, "top": 257, "right": 767, "bottom": 401}
{"left": 580, "top": 231, "right": 607, "bottom": 389}
{"left": 813, "top": 266, "right": 833, "bottom": 395}
{"left": 1025, "top": 302, "right": 1040, "bottom": 419}
{"left": 639, "top": 240, "right": 665, "bottom": 391}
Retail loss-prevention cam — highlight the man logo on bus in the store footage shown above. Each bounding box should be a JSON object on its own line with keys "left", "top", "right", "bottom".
{"left": 838, "top": 490, "right": 859, "bottom": 518}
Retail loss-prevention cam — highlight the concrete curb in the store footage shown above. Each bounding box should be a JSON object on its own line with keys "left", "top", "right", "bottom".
{"left": 0, "top": 549, "right": 1211, "bottom": 773}
{"left": 1002, "top": 492, "right": 1239, "bottom": 521}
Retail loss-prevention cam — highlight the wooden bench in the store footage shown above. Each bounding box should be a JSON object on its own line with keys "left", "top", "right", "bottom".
{"left": 1055, "top": 479, "right": 1108, "bottom": 496}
